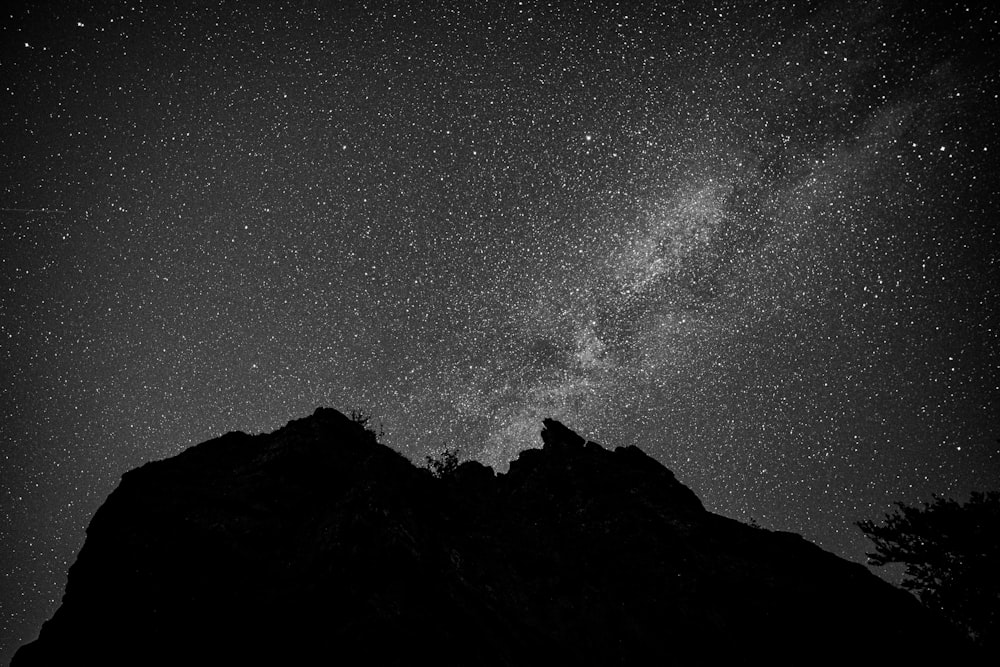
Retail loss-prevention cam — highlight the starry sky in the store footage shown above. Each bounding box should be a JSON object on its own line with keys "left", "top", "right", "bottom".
{"left": 2, "top": 0, "right": 998, "bottom": 659}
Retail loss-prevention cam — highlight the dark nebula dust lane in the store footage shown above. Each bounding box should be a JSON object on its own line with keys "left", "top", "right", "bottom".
{"left": 2, "top": 1, "right": 998, "bottom": 660}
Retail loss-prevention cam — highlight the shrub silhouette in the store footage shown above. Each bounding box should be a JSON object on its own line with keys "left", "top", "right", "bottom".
{"left": 348, "top": 409, "right": 384, "bottom": 442}
{"left": 425, "top": 447, "right": 460, "bottom": 478}
{"left": 857, "top": 491, "right": 1000, "bottom": 650}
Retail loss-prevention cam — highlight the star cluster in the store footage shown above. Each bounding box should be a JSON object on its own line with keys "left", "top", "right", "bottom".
{"left": 2, "top": 1, "right": 998, "bottom": 659}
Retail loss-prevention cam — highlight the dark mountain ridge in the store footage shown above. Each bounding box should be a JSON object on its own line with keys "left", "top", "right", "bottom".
{"left": 13, "top": 408, "right": 972, "bottom": 664}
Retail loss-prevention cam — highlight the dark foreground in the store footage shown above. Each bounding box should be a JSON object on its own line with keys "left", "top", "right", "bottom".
{"left": 14, "top": 408, "right": 973, "bottom": 665}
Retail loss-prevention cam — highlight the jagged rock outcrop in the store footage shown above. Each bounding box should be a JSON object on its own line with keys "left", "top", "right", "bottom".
{"left": 13, "top": 408, "right": 972, "bottom": 665}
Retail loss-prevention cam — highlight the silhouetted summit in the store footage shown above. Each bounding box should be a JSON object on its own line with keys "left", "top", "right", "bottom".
{"left": 13, "top": 408, "right": 971, "bottom": 665}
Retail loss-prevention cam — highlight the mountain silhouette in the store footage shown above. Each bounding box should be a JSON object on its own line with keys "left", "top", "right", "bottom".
{"left": 13, "top": 408, "right": 972, "bottom": 664}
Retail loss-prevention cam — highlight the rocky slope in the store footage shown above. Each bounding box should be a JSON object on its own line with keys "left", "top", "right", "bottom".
{"left": 13, "top": 408, "right": 971, "bottom": 664}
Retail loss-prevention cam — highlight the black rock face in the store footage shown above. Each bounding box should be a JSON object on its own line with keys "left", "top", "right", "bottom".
{"left": 13, "top": 408, "right": 971, "bottom": 665}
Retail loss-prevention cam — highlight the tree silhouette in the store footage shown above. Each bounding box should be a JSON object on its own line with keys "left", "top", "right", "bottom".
{"left": 348, "top": 409, "right": 384, "bottom": 442}
{"left": 425, "top": 447, "right": 461, "bottom": 478}
{"left": 857, "top": 491, "right": 1000, "bottom": 650}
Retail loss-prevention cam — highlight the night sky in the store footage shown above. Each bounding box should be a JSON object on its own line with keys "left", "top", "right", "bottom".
{"left": 2, "top": 0, "right": 999, "bottom": 658}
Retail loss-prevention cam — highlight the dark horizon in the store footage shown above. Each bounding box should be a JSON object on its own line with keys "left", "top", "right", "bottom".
{"left": 11, "top": 409, "right": 979, "bottom": 664}
{"left": 2, "top": 1, "right": 998, "bottom": 661}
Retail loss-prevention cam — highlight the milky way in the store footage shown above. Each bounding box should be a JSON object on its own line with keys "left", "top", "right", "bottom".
{"left": 2, "top": 1, "right": 998, "bottom": 658}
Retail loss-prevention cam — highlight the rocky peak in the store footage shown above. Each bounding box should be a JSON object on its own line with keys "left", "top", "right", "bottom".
{"left": 13, "top": 408, "right": 973, "bottom": 665}
{"left": 539, "top": 417, "right": 588, "bottom": 449}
